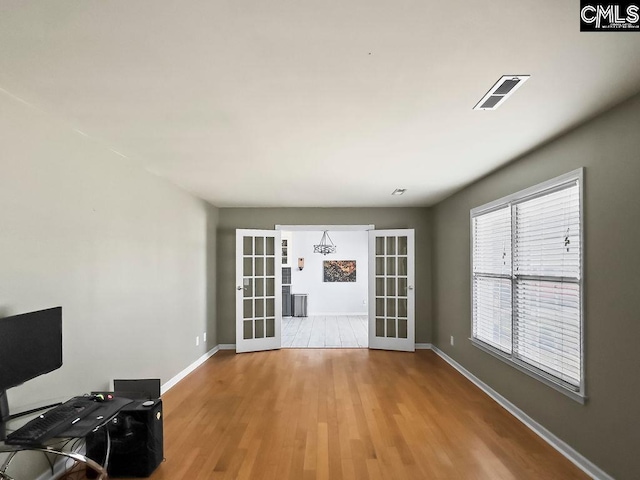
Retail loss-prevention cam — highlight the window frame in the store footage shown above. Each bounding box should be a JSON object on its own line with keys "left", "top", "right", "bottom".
{"left": 469, "top": 168, "right": 585, "bottom": 403}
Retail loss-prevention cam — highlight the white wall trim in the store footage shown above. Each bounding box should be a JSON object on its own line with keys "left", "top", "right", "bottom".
{"left": 275, "top": 224, "right": 374, "bottom": 231}
{"left": 430, "top": 346, "right": 612, "bottom": 480}
{"left": 218, "top": 344, "right": 236, "bottom": 351}
{"left": 415, "top": 343, "right": 432, "bottom": 349}
{"left": 161, "top": 346, "right": 220, "bottom": 395}
{"left": 35, "top": 458, "right": 72, "bottom": 480}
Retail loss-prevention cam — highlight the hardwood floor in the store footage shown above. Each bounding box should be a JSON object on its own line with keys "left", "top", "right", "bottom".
{"left": 120, "top": 349, "right": 588, "bottom": 479}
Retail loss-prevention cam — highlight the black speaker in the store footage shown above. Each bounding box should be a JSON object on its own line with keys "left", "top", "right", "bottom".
{"left": 113, "top": 378, "right": 161, "bottom": 399}
{"left": 86, "top": 399, "right": 163, "bottom": 477}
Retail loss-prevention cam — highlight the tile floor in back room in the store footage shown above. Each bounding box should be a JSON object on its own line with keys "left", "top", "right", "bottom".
{"left": 281, "top": 315, "right": 368, "bottom": 348}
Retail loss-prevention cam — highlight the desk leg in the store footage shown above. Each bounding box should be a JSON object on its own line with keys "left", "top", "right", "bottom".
{"left": 0, "top": 451, "right": 18, "bottom": 480}
{"left": 0, "top": 448, "right": 107, "bottom": 480}
{"left": 35, "top": 449, "right": 109, "bottom": 480}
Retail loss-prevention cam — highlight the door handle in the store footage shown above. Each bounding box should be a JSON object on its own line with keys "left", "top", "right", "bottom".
{"left": 237, "top": 286, "right": 242, "bottom": 291}
{"left": 407, "top": 286, "right": 414, "bottom": 290}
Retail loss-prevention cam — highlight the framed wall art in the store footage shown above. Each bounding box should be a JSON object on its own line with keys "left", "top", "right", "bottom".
{"left": 323, "top": 260, "right": 356, "bottom": 282}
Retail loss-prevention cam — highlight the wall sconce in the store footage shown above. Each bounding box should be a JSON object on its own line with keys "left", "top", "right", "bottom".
{"left": 298, "top": 258, "right": 304, "bottom": 271}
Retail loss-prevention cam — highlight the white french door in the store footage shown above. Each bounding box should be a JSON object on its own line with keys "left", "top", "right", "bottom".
{"left": 235, "top": 229, "right": 282, "bottom": 353}
{"left": 368, "top": 229, "right": 415, "bottom": 351}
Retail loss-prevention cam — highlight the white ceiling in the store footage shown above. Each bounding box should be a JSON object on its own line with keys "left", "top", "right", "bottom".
{"left": 1, "top": 1, "right": 639, "bottom": 207}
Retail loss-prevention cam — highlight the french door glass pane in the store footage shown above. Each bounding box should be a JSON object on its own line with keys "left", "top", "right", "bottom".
{"left": 266, "top": 318, "right": 275, "bottom": 338}
{"left": 243, "top": 237, "right": 253, "bottom": 255}
{"left": 255, "top": 278, "right": 264, "bottom": 297}
{"left": 386, "top": 278, "right": 396, "bottom": 296}
{"left": 243, "top": 320, "right": 253, "bottom": 340}
{"left": 398, "top": 236, "right": 408, "bottom": 255}
{"left": 243, "top": 278, "right": 253, "bottom": 297}
{"left": 243, "top": 258, "right": 252, "bottom": 276}
{"left": 255, "top": 237, "right": 264, "bottom": 255}
{"left": 386, "top": 258, "right": 396, "bottom": 275}
{"left": 376, "top": 258, "right": 385, "bottom": 275}
{"left": 398, "top": 319, "right": 408, "bottom": 339}
{"left": 398, "top": 278, "right": 407, "bottom": 297}
{"left": 398, "top": 257, "right": 407, "bottom": 276}
{"left": 255, "top": 319, "right": 265, "bottom": 338}
{"left": 243, "top": 299, "right": 253, "bottom": 319}
{"left": 266, "top": 278, "right": 275, "bottom": 296}
{"left": 255, "top": 299, "right": 264, "bottom": 317}
{"left": 266, "top": 236, "right": 275, "bottom": 255}
{"left": 386, "top": 319, "right": 396, "bottom": 338}
{"left": 386, "top": 237, "right": 396, "bottom": 255}
{"left": 376, "top": 318, "right": 384, "bottom": 337}
{"left": 255, "top": 257, "right": 264, "bottom": 276}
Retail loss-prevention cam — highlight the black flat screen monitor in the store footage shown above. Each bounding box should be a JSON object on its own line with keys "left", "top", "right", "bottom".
{"left": 0, "top": 307, "right": 63, "bottom": 392}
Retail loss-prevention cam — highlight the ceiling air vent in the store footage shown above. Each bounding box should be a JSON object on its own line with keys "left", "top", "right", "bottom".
{"left": 473, "top": 75, "right": 530, "bottom": 111}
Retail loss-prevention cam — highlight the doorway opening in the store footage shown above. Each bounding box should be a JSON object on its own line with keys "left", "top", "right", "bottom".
{"left": 276, "top": 225, "right": 372, "bottom": 349}
{"left": 235, "top": 227, "right": 415, "bottom": 353}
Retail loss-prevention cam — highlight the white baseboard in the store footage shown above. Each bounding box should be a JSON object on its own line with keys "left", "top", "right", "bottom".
{"left": 430, "top": 346, "right": 612, "bottom": 480}
{"left": 216, "top": 343, "right": 431, "bottom": 351}
{"left": 33, "top": 445, "right": 88, "bottom": 480}
{"left": 161, "top": 345, "right": 220, "bottom": 395}
{"left": 35, "top": 459, "right": 71, "bottom": 480}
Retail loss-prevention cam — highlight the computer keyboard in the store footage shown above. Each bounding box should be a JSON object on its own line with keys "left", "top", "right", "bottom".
{"left": 5, "top": 397, "right": 100, "bottom": 446}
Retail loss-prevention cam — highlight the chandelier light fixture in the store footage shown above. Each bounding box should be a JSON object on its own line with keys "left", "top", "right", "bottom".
{"left": 313, "top": 230, "right": 336, "bottom": 255}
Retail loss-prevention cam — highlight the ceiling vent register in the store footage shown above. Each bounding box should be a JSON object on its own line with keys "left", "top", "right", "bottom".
{"left": 473, "top": 75, "right": 530, "bottom": 111}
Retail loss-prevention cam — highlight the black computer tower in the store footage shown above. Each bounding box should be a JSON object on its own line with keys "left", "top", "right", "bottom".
{"left": 86, "top": 399, "right": 163, "bottom": 477}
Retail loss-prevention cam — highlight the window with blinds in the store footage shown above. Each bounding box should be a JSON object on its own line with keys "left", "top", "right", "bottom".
{"left": 470, "top": 169, "right": 584, "bottom": 400}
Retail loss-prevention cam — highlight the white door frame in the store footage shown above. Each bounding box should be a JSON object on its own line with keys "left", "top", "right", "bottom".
{"left": 275, "top": 225, "right": 374, "bottom": 232}
{"left": 237, "top": 225, "right": 417, "bottom": 352}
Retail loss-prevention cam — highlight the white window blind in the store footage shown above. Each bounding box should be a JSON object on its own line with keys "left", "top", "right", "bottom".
{"left": 473, "top": 206, "right": 512, "bottom": 276}
{"left": 472, "top": 207, "right": 512, "bottom": 353}
{"left": 473, "top": 276, "right": 512, "bottom": 353}
{"left": 471, "top": 172, "right": 583, "bottom": 398}
{"left": 514, "top": 280, "right": 581, "bottom": 387}
{"left": 514, "top": 186, "right": 581, "bottom": 279}
{"left": 513, "top": 183, "right": 581, "bottom": 388}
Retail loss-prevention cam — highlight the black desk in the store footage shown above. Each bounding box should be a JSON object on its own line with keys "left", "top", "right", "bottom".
{"left": 58, "top": 397, "right": 133, "bottom": 438}
{"left": 0, "top": 397, "right": 134, "bottom": 480}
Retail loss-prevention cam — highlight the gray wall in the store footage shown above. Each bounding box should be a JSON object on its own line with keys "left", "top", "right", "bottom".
{"left": 3, "top": 70, "right": 636, "bottom": 478}
{"left": 216, "top": 208, "right": 432, "bottom": 345}
{"left": 431, "top": 93, "right": 640, "bottom": 479}
{"left": 0, "top": 91, "right": 218, "bottom": 417}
